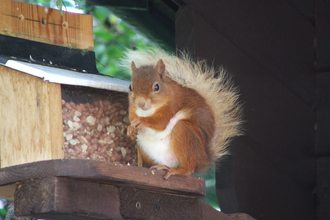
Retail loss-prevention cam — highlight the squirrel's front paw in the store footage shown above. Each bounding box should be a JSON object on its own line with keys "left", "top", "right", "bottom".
{"left": 130, "top": 118, "right": 141, "bottom": 128}
{"left": 127, "top": 118, "right": 141, "bottom": 139}
{"left": 127, "top": 125, "right": 138, "bottom": 139}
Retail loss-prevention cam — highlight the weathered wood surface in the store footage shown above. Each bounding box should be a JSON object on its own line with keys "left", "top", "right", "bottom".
{"left": 315, "top": 0, "right": 330, "bottom": 70}
{"left": 1, "top": 160, "right": 255, "bottom": 220}
{"left": 0, "top": 184, "right": 15, "bottom": 200}
{"left": 317, "top": 157, "right": 330, "bottom": 220}
{"left": 315, "top": 72, "right": 330, "bottom": 220}
{"left": 14, "top": 176, "right": 232, "bottom": 220}
{"left": 227, "top": 213, "right": 257, "bottom": 220}
{"left": 0, "top": 0, "right": 93, "bottom": 50}
{"left": 0, "top": 65, "right": 64, "bottom": 168}
{"left": 120, "top": 187, "right": 201, "bottom": 219}
{"left": 316, "top": 72, "right": 330, "bottom": 156}
{"left": 0, "top": 159, "right": 206, "bottom": 198}
{"left": 176, "top": 1, "right": 316, "bottom": 219}
{"left": 15, "top": 177, "right": 122, "bottom": 220}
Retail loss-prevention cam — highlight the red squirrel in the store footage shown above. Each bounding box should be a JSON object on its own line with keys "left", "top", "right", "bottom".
{"left": 125, "top": 50, "right": 242, "bottom": 179}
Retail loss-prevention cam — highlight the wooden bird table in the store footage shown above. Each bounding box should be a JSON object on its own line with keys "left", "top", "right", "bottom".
{"left": 0, "top": 159, "right": 247, "bottom": 220}
{"left": 0, "top": 1, "right": 255, "bottom": 219}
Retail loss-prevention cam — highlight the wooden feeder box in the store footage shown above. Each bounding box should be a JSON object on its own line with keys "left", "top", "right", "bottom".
{"left": 0, "top": 60, "right": 136, "bottom": 168}
{"left": 0, "top": 0, "right": 136, "bottom": 169}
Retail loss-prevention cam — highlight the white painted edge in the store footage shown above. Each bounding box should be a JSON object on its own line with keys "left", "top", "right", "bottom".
{"left": 3, "top": 60, "right": 130, "bottom": 93}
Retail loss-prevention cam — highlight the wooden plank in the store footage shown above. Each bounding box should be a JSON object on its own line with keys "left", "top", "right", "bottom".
{"left": 193, "top": 4, "right": 315, "bottom": 187}
{"left": 0, "top": 0, "right": 93, "bottom": 50}
{"left": 218, "top": 137, "right": 315, "bottom": 220}
{"left": 175, "top": 5, "right": 195, "bottom": 52}
{"left": 120, "top": 189, "right": 231, "bottom": 220}
{"left": 285, "top": 0, "right": 314, "bottom": 22}
{"left": 0, "top": 65, "right": 63, "bottom": 168}
{"left": 15, "top": 177, "right": 122, "bottom": 220}
{"left": 0, "top": 159, "right": 205, "bottom": 198}
{"left": 315, "top": 0, "right": 330, "bottom": 70}
{"left": 120, "top": 188, "right": 201, "bottom": 220}
{"left": 49, "top": 81, "right": 65, "bottom": 160}
{"left": 227, "top": 213, "right": 256, "bottom": 220}
{"left": 317, "top": 157, "right": 330, "bottom": 220}
{"left": 14, "top": 176, "right": 229, "bottom": 220}
{"left": 183, "top": 0, "right": 315, "bottom": 106}
{"left": 55, "top": 178, "right": 121, "bottom": 219}
{"left": 316, "top": 72, "right": 330, "bottom": 156}
{"left": 0, "top": 184, "right": 15, "bottom": 200}
{"left": 175, "top": 3, "right": 315, "bottom": 219}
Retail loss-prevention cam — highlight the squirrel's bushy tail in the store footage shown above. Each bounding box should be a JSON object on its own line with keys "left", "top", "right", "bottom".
{"left": 122, "top": 49, "right": 243, "bottom": 162}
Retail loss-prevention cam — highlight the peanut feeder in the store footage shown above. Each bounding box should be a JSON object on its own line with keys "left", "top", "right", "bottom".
{"left": 0, "top": 60, "right": 136, "bottom": 168}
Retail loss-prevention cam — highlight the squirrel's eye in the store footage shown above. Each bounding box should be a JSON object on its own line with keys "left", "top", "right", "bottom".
{"left": 129, "top": 84, "right": 132, "bottom": 91}
{"left": 153, "top": 83, "right": 160, "bottom": 92}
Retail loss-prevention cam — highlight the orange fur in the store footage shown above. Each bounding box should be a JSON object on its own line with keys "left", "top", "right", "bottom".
{"left": 124, "top": 49, "right": 242, "bottom": 179}
{"left": 127, "top": 59, "right": 217, "bottom": 179}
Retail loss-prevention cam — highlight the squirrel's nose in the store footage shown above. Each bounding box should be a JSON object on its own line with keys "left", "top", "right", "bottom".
{"left": 135, "top": 97, "right": 152, "bottom": 111}
{"left": 138, "top": 104, "right": 149, "bottom": 111}
{"left": 138, "top": 102, "right": 150, "bottom": 111}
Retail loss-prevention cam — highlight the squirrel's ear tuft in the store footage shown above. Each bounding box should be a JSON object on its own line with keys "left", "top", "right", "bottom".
{"left": 131, "top": 61, "right": 137, "bottom": 72}
{"left": 155, "top": 59, "right": 166, "bottom": 78}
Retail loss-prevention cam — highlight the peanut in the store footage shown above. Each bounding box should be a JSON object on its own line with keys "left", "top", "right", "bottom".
{"left": 62, "top": 99, "right": 137, "bottom": 166}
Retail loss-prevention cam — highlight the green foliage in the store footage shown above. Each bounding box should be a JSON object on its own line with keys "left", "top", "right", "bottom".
{"left": 194, "top": 168, "right": 220, "bottom": 209}
{"left": 86, "top": 6, "right": 156, "bottom": 81}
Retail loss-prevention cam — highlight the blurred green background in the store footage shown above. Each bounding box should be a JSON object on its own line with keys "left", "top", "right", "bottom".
{"left": 1, "top": 0, "right": 219, "bottom": 218}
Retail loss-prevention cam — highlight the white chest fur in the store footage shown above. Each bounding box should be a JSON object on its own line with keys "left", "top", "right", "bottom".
{"left": 137, "top": 114, "right": 181, "bottom": 168}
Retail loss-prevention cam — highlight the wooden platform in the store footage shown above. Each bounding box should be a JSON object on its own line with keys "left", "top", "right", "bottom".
{"left": 0, "top": 159, "right": 254, "bottom": 220}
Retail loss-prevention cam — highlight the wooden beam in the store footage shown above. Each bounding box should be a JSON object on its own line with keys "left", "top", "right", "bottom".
{"left": 0, "top": 184, "right": 15, "bottom": 200}
{"left": 14, "top": 177, "right": 232, "bottom": 220}
{"left": 0, "top": 0, "right": 94, "bottom": 50}
{"left": 175, "top": 5, "right": 195, "bottom": 52}
{"left": 15, "top": 177, "right": 122, "bottom": 220}
{"left": 176, "top": 2, "right": 315, "bottom": 219}
{"left": 227, "top": 213, "right": 257, "bottom": 220}
{"left": 316, "top": 72, "right": 330, "bottom": 156}
{"left": 315, "top": 0, "right": 330, "bottom": 71}
{"left": 120, "top": 188, "right": 232, "bottom": 220}
{"left": 0, "top": 159, "right": 206, "bottom": 198}
{"left": 182, "top": 0, "right": 315, "bottom": 105}
{"left": 317, "top": 158, "right": 330, "bottom": 219}
{"left": 120, "top": 187, "right": 201, "bottom": 219}
{"left": 4, "top": 160, "right": 254, "bottom": 219}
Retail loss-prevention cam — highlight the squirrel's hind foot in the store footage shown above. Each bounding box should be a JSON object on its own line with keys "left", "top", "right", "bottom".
{"left": 150, "top": 165, "right": 193, "bottom": 179}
